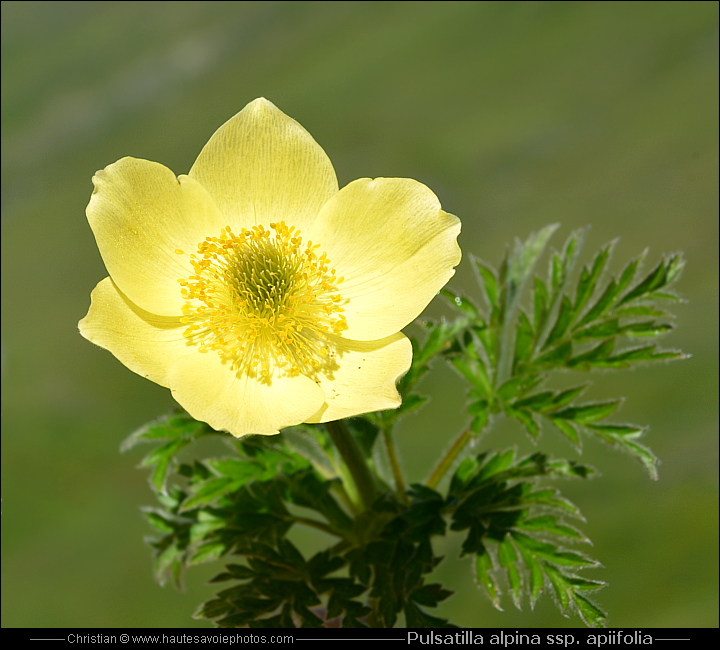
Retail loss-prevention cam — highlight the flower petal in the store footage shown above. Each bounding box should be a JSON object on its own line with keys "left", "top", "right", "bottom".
{"left": 308, "top": 178, "right": 461, "bottom": 341}
{"left": 87, "top": 157, "right": 227, "bottom": 315}
{"left": 78, "top": 277, "right": 193, "bottom": 387}
{"left": 168, "top": 352, "right": 325, "bottom": 437}
{"left": 305, "top": 332, "right": 412, "bottom": 423}
{"left": 189, "top": 98, "right": 339, "bottom": 232}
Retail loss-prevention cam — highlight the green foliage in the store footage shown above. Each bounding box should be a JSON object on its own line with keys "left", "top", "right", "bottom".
{"left": 442, "top": 228, "right": 685, "bottom": 479}
{"left": 447, "top": 449, "right": 605, "bottom": 627}
{"left": 125, "top": 227, "right": 685, "bottom": 627}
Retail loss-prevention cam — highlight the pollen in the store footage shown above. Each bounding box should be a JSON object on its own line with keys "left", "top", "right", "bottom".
{"left": 176, "top": 221, "right": 347, "bottom": 379}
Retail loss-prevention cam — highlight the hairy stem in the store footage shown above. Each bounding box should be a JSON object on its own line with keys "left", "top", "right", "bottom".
{"left": 426, "top": 429, "right": 473, "bottom": 489}
{"left": 382, "top": 426, "right": 407, "bottom": 501}
{"left": 326, "top": 419, "right": 377, "bottom": 511}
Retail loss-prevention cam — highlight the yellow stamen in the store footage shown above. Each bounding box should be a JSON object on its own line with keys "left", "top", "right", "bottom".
{"left": 177, "top": 221, "right": 347, "bottom": 378}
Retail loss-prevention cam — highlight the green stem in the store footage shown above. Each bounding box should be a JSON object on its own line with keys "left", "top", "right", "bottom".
{"left": 326, "top": 419, "right": 377, "bottom": 511}
{"left": 426, "top": 429, "right": 472, "bottom": 489}
{"left": 383, "top": 426, "right": 408, "bottom": 501}
{"left": 293, "top": 516, "right": 345, "bottom": 540}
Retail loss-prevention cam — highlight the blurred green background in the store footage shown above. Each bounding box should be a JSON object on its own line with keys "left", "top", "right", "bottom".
{"left": 2, "top": 0, "right": 717, "bottom": 629}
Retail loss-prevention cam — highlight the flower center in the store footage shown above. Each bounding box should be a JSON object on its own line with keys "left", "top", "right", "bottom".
{"left": 176, "top": 221, "right": 347, "bottom": 379}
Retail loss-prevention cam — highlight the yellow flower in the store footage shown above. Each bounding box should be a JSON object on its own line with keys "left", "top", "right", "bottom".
{"left": 79, "top": 98, "right": 461, "bottom": 437}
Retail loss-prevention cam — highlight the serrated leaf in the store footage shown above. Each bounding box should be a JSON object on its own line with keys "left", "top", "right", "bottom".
{"left": 441, "top": 288, "right": 481, "bottom": 319}
{"left": 567, "top": 340, "right": 615, "bottom": 369}
{"left": 543, "top": 563, "right": 572, "bottom": 613}
{"left": 514, "top": 536, "right": 544, "bottom": 607}
{"left": 473, "top": 258, "right": 500, "bottom": 311}
{"left": 544, "top": 296, "right": 574, "bottom": 348}
{"left": 510, "top": 224, "right": 560, "bottom": 292}
{"left": 549, "top": 418, "right": 581, "bottom": 448}
{"left": 518, "top": 516, "right": 586, "bottom": 541}
{"left": 180, "top": 477, "right": 244, "bottom": 511}
{"left": 588, "top": 425, "right": 658, "bottom": 479}
{"left": 622, "top": 321, "right": 674, "bottom": 337}
{"left": 511, "top": 408, "right": 540, "bottom": 440}
{"left": 122, "top": 411, "right": 210, "bottom": 451}
{"left": 613, "top": 305, "right": 672, "bottom": 318}
{"left": 475, "top": 546, "right": 502, "bottom": 610}
{"left": 549, "top": 385, "right": 589, "bottom": 410}
{"left": 573, "top": 242, "right": 614, "bottom": 315}
{"left": 574, "top": 279, "right": 620, "bottom": 329}
{"left": 513, "top": 309, "right": 535, "bottom": 367}
{"left": 190, "top": 541, "right": 227, "bottom": 565}
{"left": 573, "top": 319, "right": 621, "bottom": 340}
{"left": 546, "top": 459, "right": 599, "bottom": 479}
{"left": 573, "top": 592, "right": 608, "bottom": 628}
{"left": 588, "top": 423, "right": 644, "bottom": 438}
{"left": 140, "top": 438, "right": 190, "bottom": 493}
{"left": 535, "top": 341, "right": 572, "bottom": 367}
{"left": 471, "top": 449, "right": 517, "bottom": 487}
{"left": 498, "top": 536, "right": 522, "bottom": 609}
{"left": 533, "top": 276, "right": 550, "bottom": 331}
{"left": 618, "top": 258, "right": 670, "bottom": 305}
{"left": 497, "top": 376, "right": 526, "bottom": 402}
{"left": 411, "top": 583, "right": 453, "bottom": 607}
{"left": 607, "top": 344, "right": 682, "bottom": 366}
{"left": 449, "top": 456, "right": 480, "bottom": 496}
{"left": 450, "top": 354, "right": 492, "bottom": 399}
{"left": 143, "top": 510, "right": 177, "bottom": 534}
{"left": 396, "top": 393, "right": 429, "bottom": 417}
{"left": 552, "top": 400, "right": 621, "bottom": 424}
{"left": 514, "top": 391, "right": 556, "bottom": 411}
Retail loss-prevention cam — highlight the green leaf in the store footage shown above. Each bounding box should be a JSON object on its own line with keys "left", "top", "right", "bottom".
{"left": 395, "top": 393, "right": 429, "bottom": 418}
{"left": 588, "top": 424, "right": 659, "bottom": 479}
{"left": 622, "top": 321, "right": 674, "bottom": 337}
{"left": 574, "top": 279, "right": 621, "bottom": 329}
{"left": 441, "top": 288, "right": 481, "bottom": 319}
{"left": 511, "top": 408, "right": 540, "bottom": 440}
{"left": 513, "top": 309, "right": 535, "bottom": 367}
{"left": 548, "top": 385, "right": 589, "bottom": 410}
{"left": 606, "top": 344, "right": 686, "bottom": 367}
{"left": 514, "top": 391, "right": 556, "bottom": 411}
{"left": 121, "top": 410, "right": 212, "bottom": 451}
{"left": 549, "top": 418, "right": 581, "bottom": 448}
{"left": 450, "top": 354, "right": 493, "bottom": 400}
{"left": 515, "top": 537, "right": 544, "bottom": 607}
{"left": 449, "top": 456, "right": 480, "bottom": 496}
{"left": 498, "top": 536, "right": 522, "bottom": 609}
{"left": 518, "top": 516, "right": 586, "bottom": 541}
{"left": 140, "top": 438, "right": 191, "bottom": 494}
{"left": 475, "top": 545, "right": 502, "bottom": 610}
{"left": 573, "top": 248, "right": 610, "bottom": 318}
{"left": 189, "top": 541, "right": 227, "bottom": 565}
{"left": 618, "top": 256, "right": 676, "bottom": 305}
{"left": 473, "top": 258, "right": 500, "bottom": 311}
{"left": 533, "top": 276, "right": 550, "bottom": 331}
{"left": 573, "top": 319, "right": 621, "bottom": 340}
{"left": 509, "top": 224, "right": 560, "bottom": 292}
{"left": 534, "top": 341, "right": 572, "bottom": 367}
{"left": 567, "top": 340, "right": 615, "bottom": 369}
{"left": 552, "top": 400, "right": 621, "bottom": 424}
{"left": 544, "top": 296, "right": 574, "bottom": 348}
{"left": 573, "top": 593, "right": 608, "bottom": 628}
{"left": 180, "top": 477, "right": 245, "bottom": 511}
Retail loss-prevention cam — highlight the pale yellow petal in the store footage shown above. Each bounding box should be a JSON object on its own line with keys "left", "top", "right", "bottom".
{"left": 78, "top": 277, "right": 193, "bottom": 387}
{"left": 189, "top": 98, "right": 338, "bottom": 232}
{"left": 308, "top": 178, "right": 461, "bottom": 341}
{"left": 305, "top": 332, "right": 411, "bottom": 423}
{"left": 87, "top": 157, "right": 226, "bottom": 316}
{"left": 168, "top": 352, "right": 325, "bottom": 437}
